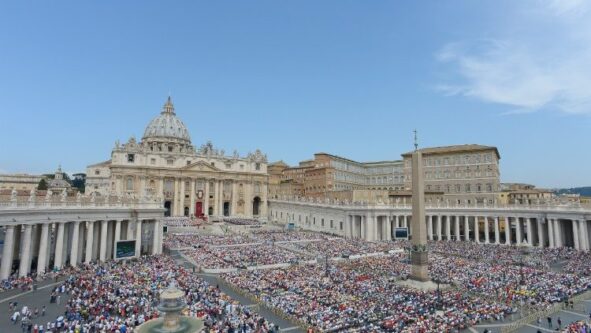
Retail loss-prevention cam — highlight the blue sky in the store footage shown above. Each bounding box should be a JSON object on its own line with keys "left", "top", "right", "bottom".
{"left": 0, "top": 1, "right": 589, "bottom": 188}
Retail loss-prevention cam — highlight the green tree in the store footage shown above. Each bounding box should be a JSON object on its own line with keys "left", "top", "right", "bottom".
{"left": 38, "top": 178, "right": 48, "bottom": 190}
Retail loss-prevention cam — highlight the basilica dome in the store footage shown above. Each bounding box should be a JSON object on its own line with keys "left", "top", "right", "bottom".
{"left": 142, "top": 97, "right": 191, "bottom": 144}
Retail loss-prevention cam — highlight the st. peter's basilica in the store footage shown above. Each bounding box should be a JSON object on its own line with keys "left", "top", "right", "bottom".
{"left": 86, "top": 97, "right": 268, "bottom": 219}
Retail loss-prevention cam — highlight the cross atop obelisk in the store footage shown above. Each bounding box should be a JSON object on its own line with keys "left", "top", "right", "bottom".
{"left": 413, "top": 129, "right": 418, "bottom": 151}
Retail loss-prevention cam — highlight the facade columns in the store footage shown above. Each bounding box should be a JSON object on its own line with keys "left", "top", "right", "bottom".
{"left": 484, "top": 217, "right": 490, "bottom": 244}
{"left": 179, "top": 179, "right": 186, "bottom": 216}
{"left": 18, "top": 225, "right": 33, "bottom": 277}
{"left": 54, "top": 222, "right": 65, "bottom": 269}
{"left": 436, "top": 215, "right": 442, "bottom": 241}
{"left": 386, "top": 216, "right": 392, "bottom": 240}
{"left": 548, "top": 219, "right": 555, "bottom": 248}
{"left": 573, "top": 220, "right": 580, "bottom": 250}
{"left": 204, "top": 180, "right": 210, "bottom": 217}
{"left": 70, "top": 222, "right": 80, "bottom": 267}
{"left": 173, "top": 178, "right": 179, "bottom": 216}
{"left": 526, "top": 218, "right": 533, "bottom": 246}
{"left": 189, "top": 179, "right": 196, "bottom": 216}
{"left": 494, "top": 217, "right": 500, "bottom": 244}
{"left": 0, "top": 226, "right": 15, "bottom": 279}
{"left": 427, "top": 215, "right": 433, "bottom": 241}
{"left": 213, "top": 180, "right": 219, "bottom": 216}
{"left": 135, "top": 220, "right": 142, "bottom": 257}
{"left": 464, "top": 215, "right": 470, "bottom": 241}
{"left": 99, "top": 220, "right": 108, "bottom": 261}
{"left": 445, "top": 216, "right": 451, "bottom": 241}
{"left": 37, "top": 224, "right": 49, "bottom": 274}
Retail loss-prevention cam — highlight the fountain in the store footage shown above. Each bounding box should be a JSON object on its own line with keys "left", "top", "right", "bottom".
{"left": 136, "top": 281, "right": 203, "bottom": 333}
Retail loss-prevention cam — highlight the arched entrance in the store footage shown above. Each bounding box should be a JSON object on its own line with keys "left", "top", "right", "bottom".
{"left": 164, "top": 201, "right": 172, "bottom": 217}
{"left": 184, "top": 207, "right": 189, "bottom": 217}
{"left": 208, "top": 206, "right": 213, "bottom": 216}
{"left": 253, "top": 197, "right": 261, "bottom": 216}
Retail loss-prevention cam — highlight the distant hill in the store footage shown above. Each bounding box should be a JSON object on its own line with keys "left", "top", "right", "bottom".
{"left": 555, "top": 187, "right": 591, "bottom": 197}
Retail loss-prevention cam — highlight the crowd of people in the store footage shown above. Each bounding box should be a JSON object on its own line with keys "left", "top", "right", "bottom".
{"left": 222, "top": 218, "right": 261, "bottom": 226}
{"left": 222, "top": 255, "right": 514, "bottom": 332}
{"left": 163, "top": 233, "right": 256, "bottom": 249}
{"left": 286, "top": 238, "right": 404, "bottom": 258}
{"left": 563, "top": 319, "right": 591, "bottom": 332}
{"left": 10, "top": 255, "right": 278, "bottom": 332}
{"left": 184, "top": 244, "right": 312, "bottom": 270}
{"left": 162, "top": 216, "right": 204, "bottom": 227}
{"left": 429, "top": 241, "right": 576, "bottom": 270}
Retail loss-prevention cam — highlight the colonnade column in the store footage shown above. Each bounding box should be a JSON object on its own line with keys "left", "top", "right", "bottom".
{"left": 494, "top": 217, "right": 500, "bottom": 244}
{"left": 505, "top": 217, "right": 511, "bottom": 245}
{"left": 553, "top": 219, "right": 562, "bottom": 247}
{"left": 436, "top": 216, "right": 442, "bottom": 241}
{"left": 484, "top": 217, "right": 490, "bottom": 244}
{"left": 386, "top": 216, "right": 392, "bottom": 240}
{"left": 70, "top": 222, "right": 80, "bottom": 267}
{"left": 526, "top": 218, "right": 533, "bottom": 246}
{"left": 464, "top": 215, "right": 470, "bottom": 241}
{"left": 152, "top": 220, "right": 160, "bottom": 255}
{"left": 135, "top": 220, "right": 142, "bottom": 257}
{"left": 427, "top": 215, "right": 433, "bottom": 241}
{"left": 85, "top": 221, "right": 94, "bottom": 263}
{"left": 37, "top": 224, "right": 49, "bottom": 274}
{"left": 474, "top": 217, "right": 480, "bottom": 243}
{"left": 548, "top": 219, "right": 555, "bottom": 248}
{"left": 0, "top": 226, "right": 15, "bottom": 279}
{"left": 537, "top": 218, "right": 544, "bottom": 247}
{"left": 99, "top": 220, "right": 108, "bottom": 261}
{"left": 573, "top": 220, "right": 580, "bottom": 250}
{"left": 54, "top": 222, "right": 65, "bottom": 269}
{"left": 18, "top": 225, "right": 33, "bottom": 277}
{"left": 515, "top": 217, "right": 522, "bottom": 245}
{"left": 112, "top": 220, "right": 121, "bottom": 260}
{"left": 445, "top": 216, "right": 451, "bottom": 241}
{"left": 580, "top": 220, "right": 589, "bottom": 251}
{"left": 454, "top": 217, "right": 460, "bottom": 241}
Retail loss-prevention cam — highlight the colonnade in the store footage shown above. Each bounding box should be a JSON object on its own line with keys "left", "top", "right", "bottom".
{"left": 0, "top": 219, "right": 162, "bottom": 280}
{"left": 343, "top": 213, "right": 590, "bottom": 250}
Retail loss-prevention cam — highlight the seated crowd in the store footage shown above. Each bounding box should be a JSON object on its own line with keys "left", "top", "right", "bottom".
{"left": 286, "top": 238, "right": 404, "bottom": 258}
{"left": 184, "top": 244, "right": 311, "bottom": 269}
{"left": 162, "top": 216, "right": 204, "bottom": 227}
{"left": 222, "top": 255, "right": 513, "bottom": 332}
{"left": 163, "top": 233, "right": 256, "bottom": 249}
{"left": 223, "top": 218, "right": 261, "bottom": 226}
{"left": 32, "top": 255, "right": 277, "bottom": 332}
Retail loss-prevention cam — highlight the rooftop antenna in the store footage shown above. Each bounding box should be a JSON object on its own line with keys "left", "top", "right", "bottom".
{"left": 413, "top": 129, "right": 418, "bottom": 151}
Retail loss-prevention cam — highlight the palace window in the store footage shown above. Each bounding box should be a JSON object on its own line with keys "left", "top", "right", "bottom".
{"left": 465, "top": 184, "right": 471, "bottom": 192}
{"left": 151, "top": 158, "right": 156, "bottom": 165}
{"left": 255, "top": 163, "right": 261, "bottom": 171}
{"left": 94, "top": 170, "right": 100, "bottom": 175}
{"left": 126, "top": 177, "right": 134, "bottom": 191}
{"left": 167, "top": 159, "right": 173, "bottom": 165}
{"left": 225, "top": 163, "right": 232, "bottom": 169}
{"left": 168, "top": 145, "right": 173, "bottom": 152}
{"left": 187, "top": 160, "right": 191, "bottom": 165}
{"left": 127, "top": 154, "right": 135, "bottom": 163}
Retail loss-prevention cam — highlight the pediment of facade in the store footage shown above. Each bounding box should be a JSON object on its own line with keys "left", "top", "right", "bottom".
{"left": 181, "top": 161, "right": 221, "bottom": 172}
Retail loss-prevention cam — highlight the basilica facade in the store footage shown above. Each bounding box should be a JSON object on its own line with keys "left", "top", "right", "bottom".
{"left": 86, "top": 97, "right": 268, "bottom": 219}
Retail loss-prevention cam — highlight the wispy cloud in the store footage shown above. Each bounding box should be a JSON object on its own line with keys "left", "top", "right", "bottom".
{"left": 436, "top": 2, "right": 591, "bottom": 115}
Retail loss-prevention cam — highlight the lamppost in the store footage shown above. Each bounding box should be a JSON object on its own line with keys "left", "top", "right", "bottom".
{"left": 433, "top": 277, "right": 443, "bottom": 310}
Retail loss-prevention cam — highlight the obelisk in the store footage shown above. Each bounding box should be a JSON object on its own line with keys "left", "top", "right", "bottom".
{"left": 409, "top": 147, "right": 429, "bottom": 282}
